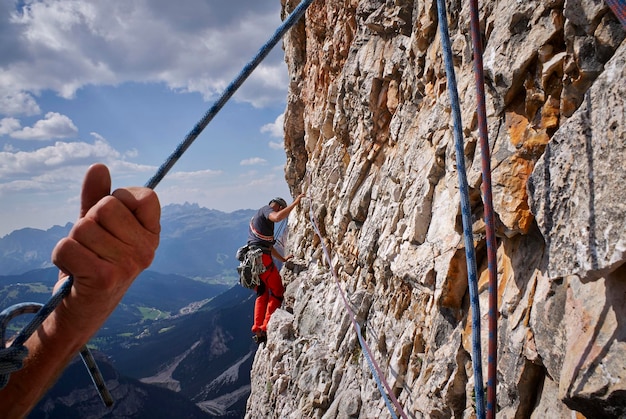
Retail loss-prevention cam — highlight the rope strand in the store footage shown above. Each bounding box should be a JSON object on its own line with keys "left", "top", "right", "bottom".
{"left": 468, "top": 1, "right": 498, "bottom": 417}
{"left": 436, "top": 0, "right": 486, "bottom": 417}
{"left": 605, "top": 0, "right": 626, "bottom": 28}
{"left": 308, "top": 202, "right": 408, "bottom": 419}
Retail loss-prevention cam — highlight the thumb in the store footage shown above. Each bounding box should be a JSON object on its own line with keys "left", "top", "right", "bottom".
{"left": 80, "top": 164, "right": 111, "bottom": 218}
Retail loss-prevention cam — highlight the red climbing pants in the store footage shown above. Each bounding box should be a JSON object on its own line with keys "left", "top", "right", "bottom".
{"left": 252, "top": 253, "right": 284, "bottom": 334}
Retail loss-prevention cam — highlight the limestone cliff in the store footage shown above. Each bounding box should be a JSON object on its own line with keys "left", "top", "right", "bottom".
{"left": 247, "top": 0, "right": 626, "bottom": 417}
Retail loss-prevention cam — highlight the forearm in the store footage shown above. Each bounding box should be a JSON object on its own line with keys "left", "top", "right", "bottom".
{"left": 0, "top": 309, "right": 87, "bottom": 418}
{"left": 273, "top": 197, "right": 301, "bottom": 222}
{"left": 271, "top": 247, "right": 294, "bottom": 263}
{"left": 272, "top": 206, "right": 292, "bottom": 222}
{"left": 271, "top": 246, "right": 286, "bottom": 262}
{"left": 0, "top": 272, "right": 132, "bottom": 418}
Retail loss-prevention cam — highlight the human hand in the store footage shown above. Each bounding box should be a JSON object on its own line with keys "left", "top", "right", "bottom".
{"left": 0, "top": 164, "right": 161, "bottom": 418}
{"left": 51, "top": 163, "right": 161, "bottom": 341}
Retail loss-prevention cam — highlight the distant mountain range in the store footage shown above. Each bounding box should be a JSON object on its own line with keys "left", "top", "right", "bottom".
{"left": 111, "top": 286, "right": 257, "bottom": 417}
{"left": 0, "top": 224, "right": 70, "bottom": 275}
{"left": 151, "top": 203, "right": 255, "bottom": 279}
{"left": 0, "top": 204, "right": 261, "bottom": 418}
{"left": 30, "top": 351, "right": 212, "bottom": 419}
{"left": 0, "top": 268, "right": 231, "bottom": 335}
{"left": 28, "top": 286, "right": 257, "bottom": 418}
{"left": 0, "top": 203, "right": 255, "bottom": 279}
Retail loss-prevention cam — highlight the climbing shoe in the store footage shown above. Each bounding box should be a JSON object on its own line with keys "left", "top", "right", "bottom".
{"left": 253, "top": 331, "right": 267, "bottom": 345}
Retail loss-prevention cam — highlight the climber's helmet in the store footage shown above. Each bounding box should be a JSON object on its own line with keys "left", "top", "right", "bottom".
{"left": 270, "top": 197, "right": 288, "bottom": 210}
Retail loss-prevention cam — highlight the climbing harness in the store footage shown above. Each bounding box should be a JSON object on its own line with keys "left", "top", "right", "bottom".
{"left": 250, "top": 219, "right": 276, "bottom": 243}
{"left": 308, "top": 203, "right": 408, "bottom": 419}
{"left": 0, "top": 0, "right": 317, "bottom": 406}
{"left": 436, "top": 0, "right": 486, "bottom": 418}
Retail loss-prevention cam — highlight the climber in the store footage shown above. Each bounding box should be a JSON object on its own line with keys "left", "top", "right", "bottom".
{"left": 248, "top": 194, "right": 304, "bottom": 344}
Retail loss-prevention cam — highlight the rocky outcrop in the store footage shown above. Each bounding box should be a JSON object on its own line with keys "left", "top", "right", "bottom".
{"left": 247, "top": 0, "right": 625, "bottom": 417}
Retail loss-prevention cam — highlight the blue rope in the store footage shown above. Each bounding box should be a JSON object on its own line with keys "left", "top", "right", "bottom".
{"left": 79, "top": 347, "right": 114, "bottom": 407}
{"left": 0, "top": 0, "right": 317, "bottom": 406}
{"left": 357, "top": 327, "right": 397, "bottom": 419}
{"left": 0, "top": 294, "right": 113, "bottom": 406}
{"left": 0, "top": 278, "right": 74, "bottom": 389}
{"left": 145, "top": 0, "right": 316, "bottom": 190}
{"left": 435, "top": 0, "right": 485, "bottom": 417}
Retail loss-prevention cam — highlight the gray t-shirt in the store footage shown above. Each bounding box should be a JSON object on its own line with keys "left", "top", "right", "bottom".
{"left": 248, "top": 205, "right": 274, "bottom": 248}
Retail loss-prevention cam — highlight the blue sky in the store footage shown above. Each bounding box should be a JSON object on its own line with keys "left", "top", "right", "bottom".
{"left": 0, "top": 0, "right": 293, "bottom": 236}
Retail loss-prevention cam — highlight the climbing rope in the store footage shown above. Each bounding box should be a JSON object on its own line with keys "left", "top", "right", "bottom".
{"left": 145, "top": 0, "right": 316, "bottom": 190}
{"left": 605, "top": 0, "right": 626, "bottom": 28}
{"left": 435, "top": 0, "right": 486, "bottom": 418}
{"left": 464, "top": 2, "right": 625, "bottom": 415}
{"left": 308, "top": 203, "right": 408, "bottom": 419}
{"left": 0, "top": 0, "right": 317, "bottom": 406}
{"left": 274, "top": 219, "right": 287, "bottom": 248}
{"left": 0, "top": 275, "right": 114, "bottom": 407}
{"left": 468, "top": 1, "right": 498, "bottom": 417}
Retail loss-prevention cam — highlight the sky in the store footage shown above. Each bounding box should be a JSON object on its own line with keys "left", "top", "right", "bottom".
{"left": 0, "top": 0, "right": 294, "bottom": 237}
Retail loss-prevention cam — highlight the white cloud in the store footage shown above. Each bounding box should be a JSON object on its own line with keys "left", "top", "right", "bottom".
{"left": 240, "top": 157, "right": 267, "bottom": 166}
{"left": 0, "top": 0, "right": 287, "bottom": 111}
{"left": 10, "top": 112, "right": 78, "bottom": 140}
{"left": 124, "top": 148, "right": 139, "bottom": 159}
{"left": 167, "top": 169, "right": 223, "bottom": 181}
{"left": 107, "top": 160, "right": 156, "bottom": 176}
{"left": 269, "top": 140, "right": 284, "bottom": 150}
{"left": 261, "top": 113, "right": 284, "bottom": 138}
{"left": 0, "top": 118, "right": 21, "bottom": 136}
{"left": 157, "top": 170, "right": 290, "bottom": 214}
{"left": 0, "top": 91, "right": 41, "bottom": 116}
{"left": 0, "top": 138, "right": 120, "bottom": 179}
{"left": 246, "top": 172, "right": 278, "bottom": 187}
{"left": 0, "top": 136, "right": 159, "bottom": 235}
{"left": 0, "top": 0, "right": 292, "bottom": 236}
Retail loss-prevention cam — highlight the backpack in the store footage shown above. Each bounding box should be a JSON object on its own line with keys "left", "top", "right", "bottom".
{"left": 236, "top": 245, "right": 266, "bottom": 289}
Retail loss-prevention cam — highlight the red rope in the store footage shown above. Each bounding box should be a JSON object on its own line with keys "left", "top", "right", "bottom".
{"left": 605, "top": 0, "right": 626, "bottom": 28}
{"left": 468, "top": 1, "right": 498, "bottom": 418}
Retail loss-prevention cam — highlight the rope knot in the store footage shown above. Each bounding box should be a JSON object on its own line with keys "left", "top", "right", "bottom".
{"left": 0, "top": 345, "right": 29, "bottom": 389}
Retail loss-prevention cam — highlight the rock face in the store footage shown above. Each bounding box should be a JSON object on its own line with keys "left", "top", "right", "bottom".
{"left": 247, "top": 1, "right": 625, "bottom": 418}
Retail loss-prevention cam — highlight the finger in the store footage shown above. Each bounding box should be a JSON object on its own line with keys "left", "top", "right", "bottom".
{"left": 77, "top": 196, "right": 157, "bottom": 270}
{"left": 52, "top": 235, "right": 119, "bottom": 290}
{"left": 80, "top": 164, "right": 111, "bottom": 219}
{"left": 51, "top": 235, "right": 136, "bottom": 328}
{"left": 111, "top": 187, "right": 161, "bottom": 235}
